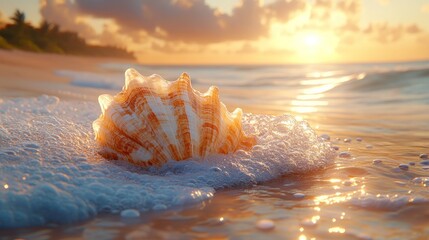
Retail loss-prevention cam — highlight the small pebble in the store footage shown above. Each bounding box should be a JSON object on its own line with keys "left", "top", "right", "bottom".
{"left": 419, "top": 153, "right": 428, "bottom": 159}
{"left": 420, "top": 160, "right": 429, "bottom": 165}
{"left": 256, "top": 219, "right": 275, "bottom": 230}
{"left": 344, "top": 138, "right": 352, "bottom": 143}
{"left": 339, "top": 151, "right": 352, "bottom": 158}
{"left": 412, "top": 177, "right": 423, "bottom": 184}
{"left": 409, "top": 162, "right": 415, "bottom": 166}
{"left": 398, "top": 164, "right": 409, "bottom": 171}
{"left": 293, "top": 193, "right": 306, "bottom": 199}
{"left": 373, "top": 159, "right": 382, "bottom": 164}
{"left": 332, "top": 146, "right": 339, "bottom": 151}
{"left": 120, "top": 209, "right": 140, "bottom": 218}
{"left": 356, "top": 137, "right": 362, "bottom": 142}
{"left": 320, "top": 134, "right": 330, "bottom": 141}
{"left": 366, "top": 144, "right": 373, "bottom": 149}
{"left": 422, "top": 166, "right": 429, "bottom": 170}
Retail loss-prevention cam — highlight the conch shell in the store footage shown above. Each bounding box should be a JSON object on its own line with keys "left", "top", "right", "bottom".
{"left": 93, "top": 69, "right": 256, "bottom": 166}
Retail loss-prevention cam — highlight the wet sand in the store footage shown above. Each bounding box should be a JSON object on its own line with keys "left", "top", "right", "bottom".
{"left": 0, "top": 50, "right": 134, "bottom": 99}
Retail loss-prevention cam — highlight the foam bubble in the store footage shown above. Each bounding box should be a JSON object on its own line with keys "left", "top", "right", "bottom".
{"left": 120, "top": 209, "right": 140, "bottom": 218}
{"left": 0, "top": 96, "right": 335, "bottom": 228}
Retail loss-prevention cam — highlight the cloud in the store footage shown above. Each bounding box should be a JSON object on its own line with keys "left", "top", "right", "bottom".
{"left": 336, "top": 0, "right": 360, "bottom": 14}
{"left": 67, "top": 0, "right": 306, "bottom": 43}
{"left": 266, "top": 0, "right": 306, "bottom": 21}
{"left": 305, "top": 0, "right": 424, "bottom": 45}
{"left": 363, "top": 23, "right": 422, "bottom": 43}
{"left": 95, "top": 22, "right": 134, "bottom": 48}
{"left": 305, "top": 0, "right": 361, "bottom": 31}
{"left": 35, "top": 0, "right": 427, "bottom": 63}
{"left": 150, "top": 41, "right": 203, "bottom": 53}
{"left": 236, "top": 42, "right": 258, "bottom": 53}
{"left": 40, "top": 0, "right": 96, "bottom": 39}
{"left": 339, "top": 19, "right": 360, "bottom": 32}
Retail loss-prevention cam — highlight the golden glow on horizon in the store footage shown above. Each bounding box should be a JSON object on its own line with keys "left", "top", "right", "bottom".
{"left": 1, "top": 0, "right": 428, "bottom": 64}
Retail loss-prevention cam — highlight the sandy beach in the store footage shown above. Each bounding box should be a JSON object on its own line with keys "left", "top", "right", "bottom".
{"left": 0, "top": 50, "right": 135, "bottom": 99}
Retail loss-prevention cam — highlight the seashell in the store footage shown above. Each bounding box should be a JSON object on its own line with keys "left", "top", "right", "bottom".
{"left": 93, "top": 68, "right": 256, "bottom": 166}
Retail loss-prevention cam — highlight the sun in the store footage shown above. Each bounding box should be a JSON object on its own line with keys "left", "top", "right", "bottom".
{"left": 303, "top": 33, "right": 321, "bottom": 47}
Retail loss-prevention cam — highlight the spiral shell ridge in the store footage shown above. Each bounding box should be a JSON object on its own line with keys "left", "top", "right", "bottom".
{"left": 93, "top": 68, "right": 256, "bottom": 166}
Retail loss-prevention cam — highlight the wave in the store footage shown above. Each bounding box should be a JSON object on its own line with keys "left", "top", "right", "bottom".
{"left": 56, "top": 70, "right": 123, "bottom": 90}
{"left": 0, "top": 96, "right": 335, "bottom": 228}
{"left": 331, "top": 67, "right": 429, "bottom": 94}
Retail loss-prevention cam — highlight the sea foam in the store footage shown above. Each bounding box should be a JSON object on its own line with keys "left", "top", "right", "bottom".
{"left": 0, "top": 96, "right": 335, "bottom": 228}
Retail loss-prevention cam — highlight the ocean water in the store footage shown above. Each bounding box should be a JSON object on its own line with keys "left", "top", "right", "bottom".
{"left": 1, "top": 61, "right": 429, "bottom": 239}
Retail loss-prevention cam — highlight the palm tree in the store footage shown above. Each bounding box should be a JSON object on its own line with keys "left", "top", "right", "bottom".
{"left": 39, "top": 20, "right": 51, "bottom": 35}
{"left": 10, "top": 10, "right": 25, "bottom": 26}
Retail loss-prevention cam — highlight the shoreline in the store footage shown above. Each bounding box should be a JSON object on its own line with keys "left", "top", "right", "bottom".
{"left": 0, "top": 49, "right": 136, "bottom": 99}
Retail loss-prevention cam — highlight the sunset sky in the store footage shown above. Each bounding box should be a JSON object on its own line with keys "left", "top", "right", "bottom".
{"left": 1, "top": 0, "right": 428, "bottom": 64}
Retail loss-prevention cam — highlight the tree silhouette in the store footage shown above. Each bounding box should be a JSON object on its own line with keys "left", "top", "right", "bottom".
{"left": 10, "top": 10, "right": 25, "bottom": 25}
{"left": 39, "top": 20, "right": 51, "bottom": 35}
{"left": 0, "top": 9, "right": 135, "bottom": 59}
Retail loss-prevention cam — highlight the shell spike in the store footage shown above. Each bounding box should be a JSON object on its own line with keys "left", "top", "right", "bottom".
{"left": 98, "top": 94, "right": 114, "bottom": 115}
{"left": 180, "top": 72, "right": 190, "bottom": 80}
{"left": 178, "top": 72, "right": 192, "bottom": 89}
{"left": 125, "top": 68, "right": 143, "bottom": 90}
{"left": 206, "top": 86, "right": 219, "bottom": 99}
{"left": 232, "top": 108, "right": 243, "bottom": 119}
{"left": 231, "top": 108, "right": 244, "bottom": 129}
{"left": 92, "top": 118, "right": 102, "bottom": 139}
